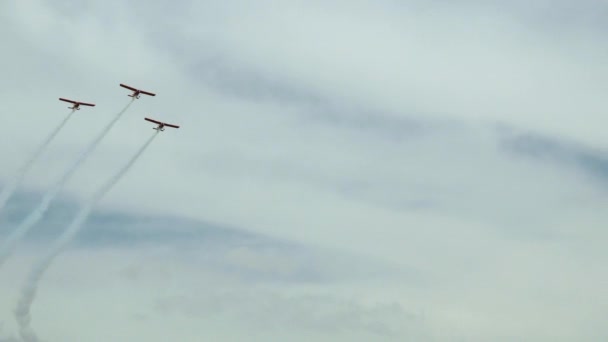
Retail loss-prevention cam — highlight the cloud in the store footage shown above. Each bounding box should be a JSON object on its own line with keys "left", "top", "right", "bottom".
{"left": 165, "top": 0, "right": 608, "bottom": 144}
{"left": 0, "top": 321, "right": 19, "bottom": 342}
{"left": 154, "top": 291, "right": 419, "bottom": 339}
{"left": 500, "top": 128, "right": 608, "bottom": 186}
{"left": 0, "top": 214, "right": 429, "bottom": 341}
{"left": 2, "top": 193, "right": 607, "bottom": 341}
{"left": 1, "top": 0, "right": 607, "bottom": 340}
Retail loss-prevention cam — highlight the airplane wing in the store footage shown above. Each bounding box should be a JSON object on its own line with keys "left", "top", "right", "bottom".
{"left": 145, "top": 117, "right": 179, "bottom": 128}
{"left": 59, "top": 98, "right": 76, "bottom": 104}
{"left": 80, "top": 102, "right": 95, "bottom": 107}
{"left": 120, "top": 83, "right": 137, "bottom": 91}
{"left": 139, "top": 90, "right": 156, "bottom": 96}
{"left": 145, "top": 117, "right": 162, "bottom": 124}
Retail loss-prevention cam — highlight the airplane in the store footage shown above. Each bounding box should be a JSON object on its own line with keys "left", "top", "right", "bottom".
{"left": 59, "top": 98, "right": 95, "bottom": 110}
{"left": 145, "top": 117, "right": 179, "bottom": 131}
{"left": 120, "top": 83, "right": 156, "bottom": 99}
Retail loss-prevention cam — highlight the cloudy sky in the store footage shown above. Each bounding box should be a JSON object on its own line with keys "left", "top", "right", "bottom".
{"left": 0, "top": 0, "right": 607, "bottom": 341}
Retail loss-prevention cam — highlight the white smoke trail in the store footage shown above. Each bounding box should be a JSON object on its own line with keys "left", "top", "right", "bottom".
{"left": 14, "top": 130, "right": 160, "bottom": 342}
{"left": 0, "top": 98, "right": 135, "bottom": 268}
{"left": 0, "top": 109, "right": 76, "bottom": 214}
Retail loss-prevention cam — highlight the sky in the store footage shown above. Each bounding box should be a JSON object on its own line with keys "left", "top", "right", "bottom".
{"left": 0, "top": 0, "right": 607, "bottom": 341}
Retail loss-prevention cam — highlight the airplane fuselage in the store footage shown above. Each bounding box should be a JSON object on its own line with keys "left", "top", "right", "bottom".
{"left": 128, "top": 90, "right": 142, "bottom": 99}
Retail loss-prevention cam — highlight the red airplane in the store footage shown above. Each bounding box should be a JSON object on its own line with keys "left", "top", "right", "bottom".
{"left": 145, "top": 117, "right": 179, "bottom": 131}
{"left": 120, "top": 83, "right": 156, "bottom": 99}
{"left": 59, "top": 98, "right": 95, "bottom": 110}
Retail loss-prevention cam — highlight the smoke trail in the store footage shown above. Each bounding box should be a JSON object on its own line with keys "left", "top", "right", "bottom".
{"left": 0, "top": 109, "right": 76, "bottom": 214}
{"left": 14, "top": 131, "right": 160, "bottom": 342}
{"left": 0, "top": 98, "right": 135, "bottom": 268}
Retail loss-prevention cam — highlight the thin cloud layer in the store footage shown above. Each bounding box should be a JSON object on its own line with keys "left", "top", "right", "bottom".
{"left": 0, "top": 0, "right": 606, "bottom": 340}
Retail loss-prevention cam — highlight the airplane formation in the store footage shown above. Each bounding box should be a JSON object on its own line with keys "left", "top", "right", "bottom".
{"left": 60, "top": 83, "right": 178, "bottom": 129}
{"left": 0, "top": 82, "right": 180, "bottom": 340}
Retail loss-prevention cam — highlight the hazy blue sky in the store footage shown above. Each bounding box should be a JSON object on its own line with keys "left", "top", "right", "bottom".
{"left": 0, "top": 0, "right": 607, "bottom": 341}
